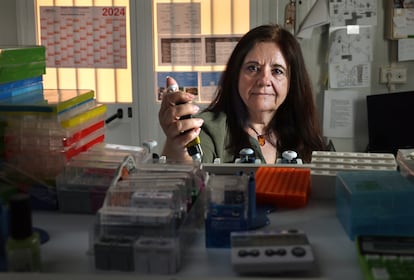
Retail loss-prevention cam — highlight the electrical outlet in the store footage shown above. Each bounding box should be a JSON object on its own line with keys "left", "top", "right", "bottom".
{"left": 380, "top": 66, "right": 407, "bottom": 84}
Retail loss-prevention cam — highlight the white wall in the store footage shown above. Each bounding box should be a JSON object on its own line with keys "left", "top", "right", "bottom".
{"left": 292, "top": 1, "right": 414, "bottom": 152}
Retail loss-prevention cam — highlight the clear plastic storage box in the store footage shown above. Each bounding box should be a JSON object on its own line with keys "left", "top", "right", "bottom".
{"left": 91, "top": 162, "right": 205, "bottom": 274}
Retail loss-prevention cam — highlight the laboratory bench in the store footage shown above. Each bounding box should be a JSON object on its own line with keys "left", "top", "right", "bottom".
{"left": 2, "top": 198, "right": 364, "bottom": 280}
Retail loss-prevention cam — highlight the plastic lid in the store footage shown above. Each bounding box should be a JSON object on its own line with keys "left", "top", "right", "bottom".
{"left": 191, "top": 153, "right": 202, "bottom": 162}
{"left": 9, "top": 193, "right": 33, "bottom": 239}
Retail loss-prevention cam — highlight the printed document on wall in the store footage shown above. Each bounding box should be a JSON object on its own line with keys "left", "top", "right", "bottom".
{"left": 328, "top": 26, "right": 373, "bottom": 88}
{"left": 323, "top": 90, "right": 359, "bottom": 138}
{"left": 329, "top": 0, "right": 377, "bottom": 27}
{"left": 398, "top": 39, "right": 414, "bottom": 61}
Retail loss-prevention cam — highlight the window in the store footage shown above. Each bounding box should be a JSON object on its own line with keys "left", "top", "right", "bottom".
{"left": 35, "top": 0, "right": 250, "bottom": 105}
{"left": 153, "top": 0, "right": 250, "bottom": 104}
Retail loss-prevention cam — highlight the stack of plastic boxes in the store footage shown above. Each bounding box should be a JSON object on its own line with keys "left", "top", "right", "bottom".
{"left": 2, "top": 89, "right": 106, "bottom": 181}
{"left": 0, "top": 46, "right": 46, "bottom": 159}
{"left": 92, "top": 162, "right": 205, "bottom": 274}
{"left": 56, "top": 143, "right": 151, "bottom": 214}
{"left": 0, "top": 46, "right": 46, "bottom": 86}
{"left": 0, "top": 45, "right": 107, "bottom": 209}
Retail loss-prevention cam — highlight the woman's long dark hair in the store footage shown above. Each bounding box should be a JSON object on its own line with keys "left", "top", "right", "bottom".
{"left": 206, "top": 24, "right": 325, "bottom": 162}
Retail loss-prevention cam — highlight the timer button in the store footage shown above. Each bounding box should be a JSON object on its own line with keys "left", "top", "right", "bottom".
{"left": 277, "top": 249, "right": 287, "bottom": 256}
{"left": 249, "top": 249, "right": 260, "bottom": 257}
{"left": 238, "top": 250, "right": 248, "bottom": 257}
{"left": 238, "top": 249, "right": 260, "bottom": 257}
{"left": 265, "top": 248, "right": 287, "bottom": 256}
{"left": 291, "top": 246, "right": 306, "bottom": 257}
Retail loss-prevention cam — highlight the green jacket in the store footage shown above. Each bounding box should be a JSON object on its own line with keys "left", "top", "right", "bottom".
{"left": 198, "top": 111, "right": 274, "bottom": 163}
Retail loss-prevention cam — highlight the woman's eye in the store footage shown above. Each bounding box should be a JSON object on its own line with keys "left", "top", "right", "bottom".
{"left": 247, "top": 65, "right": 259, "bottom": 72}
{"left": 272, "top": 67, "right": 285, "bottom": 76}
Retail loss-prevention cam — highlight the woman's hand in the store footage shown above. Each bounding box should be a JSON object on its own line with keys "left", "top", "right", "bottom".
{"left": 158, "top": 90, "right": 204, "bottom": 161}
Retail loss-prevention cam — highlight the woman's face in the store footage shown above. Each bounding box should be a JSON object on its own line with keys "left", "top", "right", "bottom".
{"left": 238, "top": 42, "right": 289, "bottom": 118}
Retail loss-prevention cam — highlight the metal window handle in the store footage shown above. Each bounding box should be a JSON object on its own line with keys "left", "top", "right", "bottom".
{"left": 105, "top": 108, "right": 123, "bottom": 124}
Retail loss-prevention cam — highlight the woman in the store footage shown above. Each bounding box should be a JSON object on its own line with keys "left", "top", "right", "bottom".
{"left": 159, "top": 24, "right": 326, "bottom": 163}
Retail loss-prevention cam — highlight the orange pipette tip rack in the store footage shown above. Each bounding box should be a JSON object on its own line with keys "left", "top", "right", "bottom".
{"left": 255, "top": 167, "right": 311, "bottom": 208}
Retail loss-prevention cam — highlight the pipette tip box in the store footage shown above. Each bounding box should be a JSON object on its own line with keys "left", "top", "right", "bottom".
{"left": 336, "top": 170, "right": 414, "bottom": 240}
